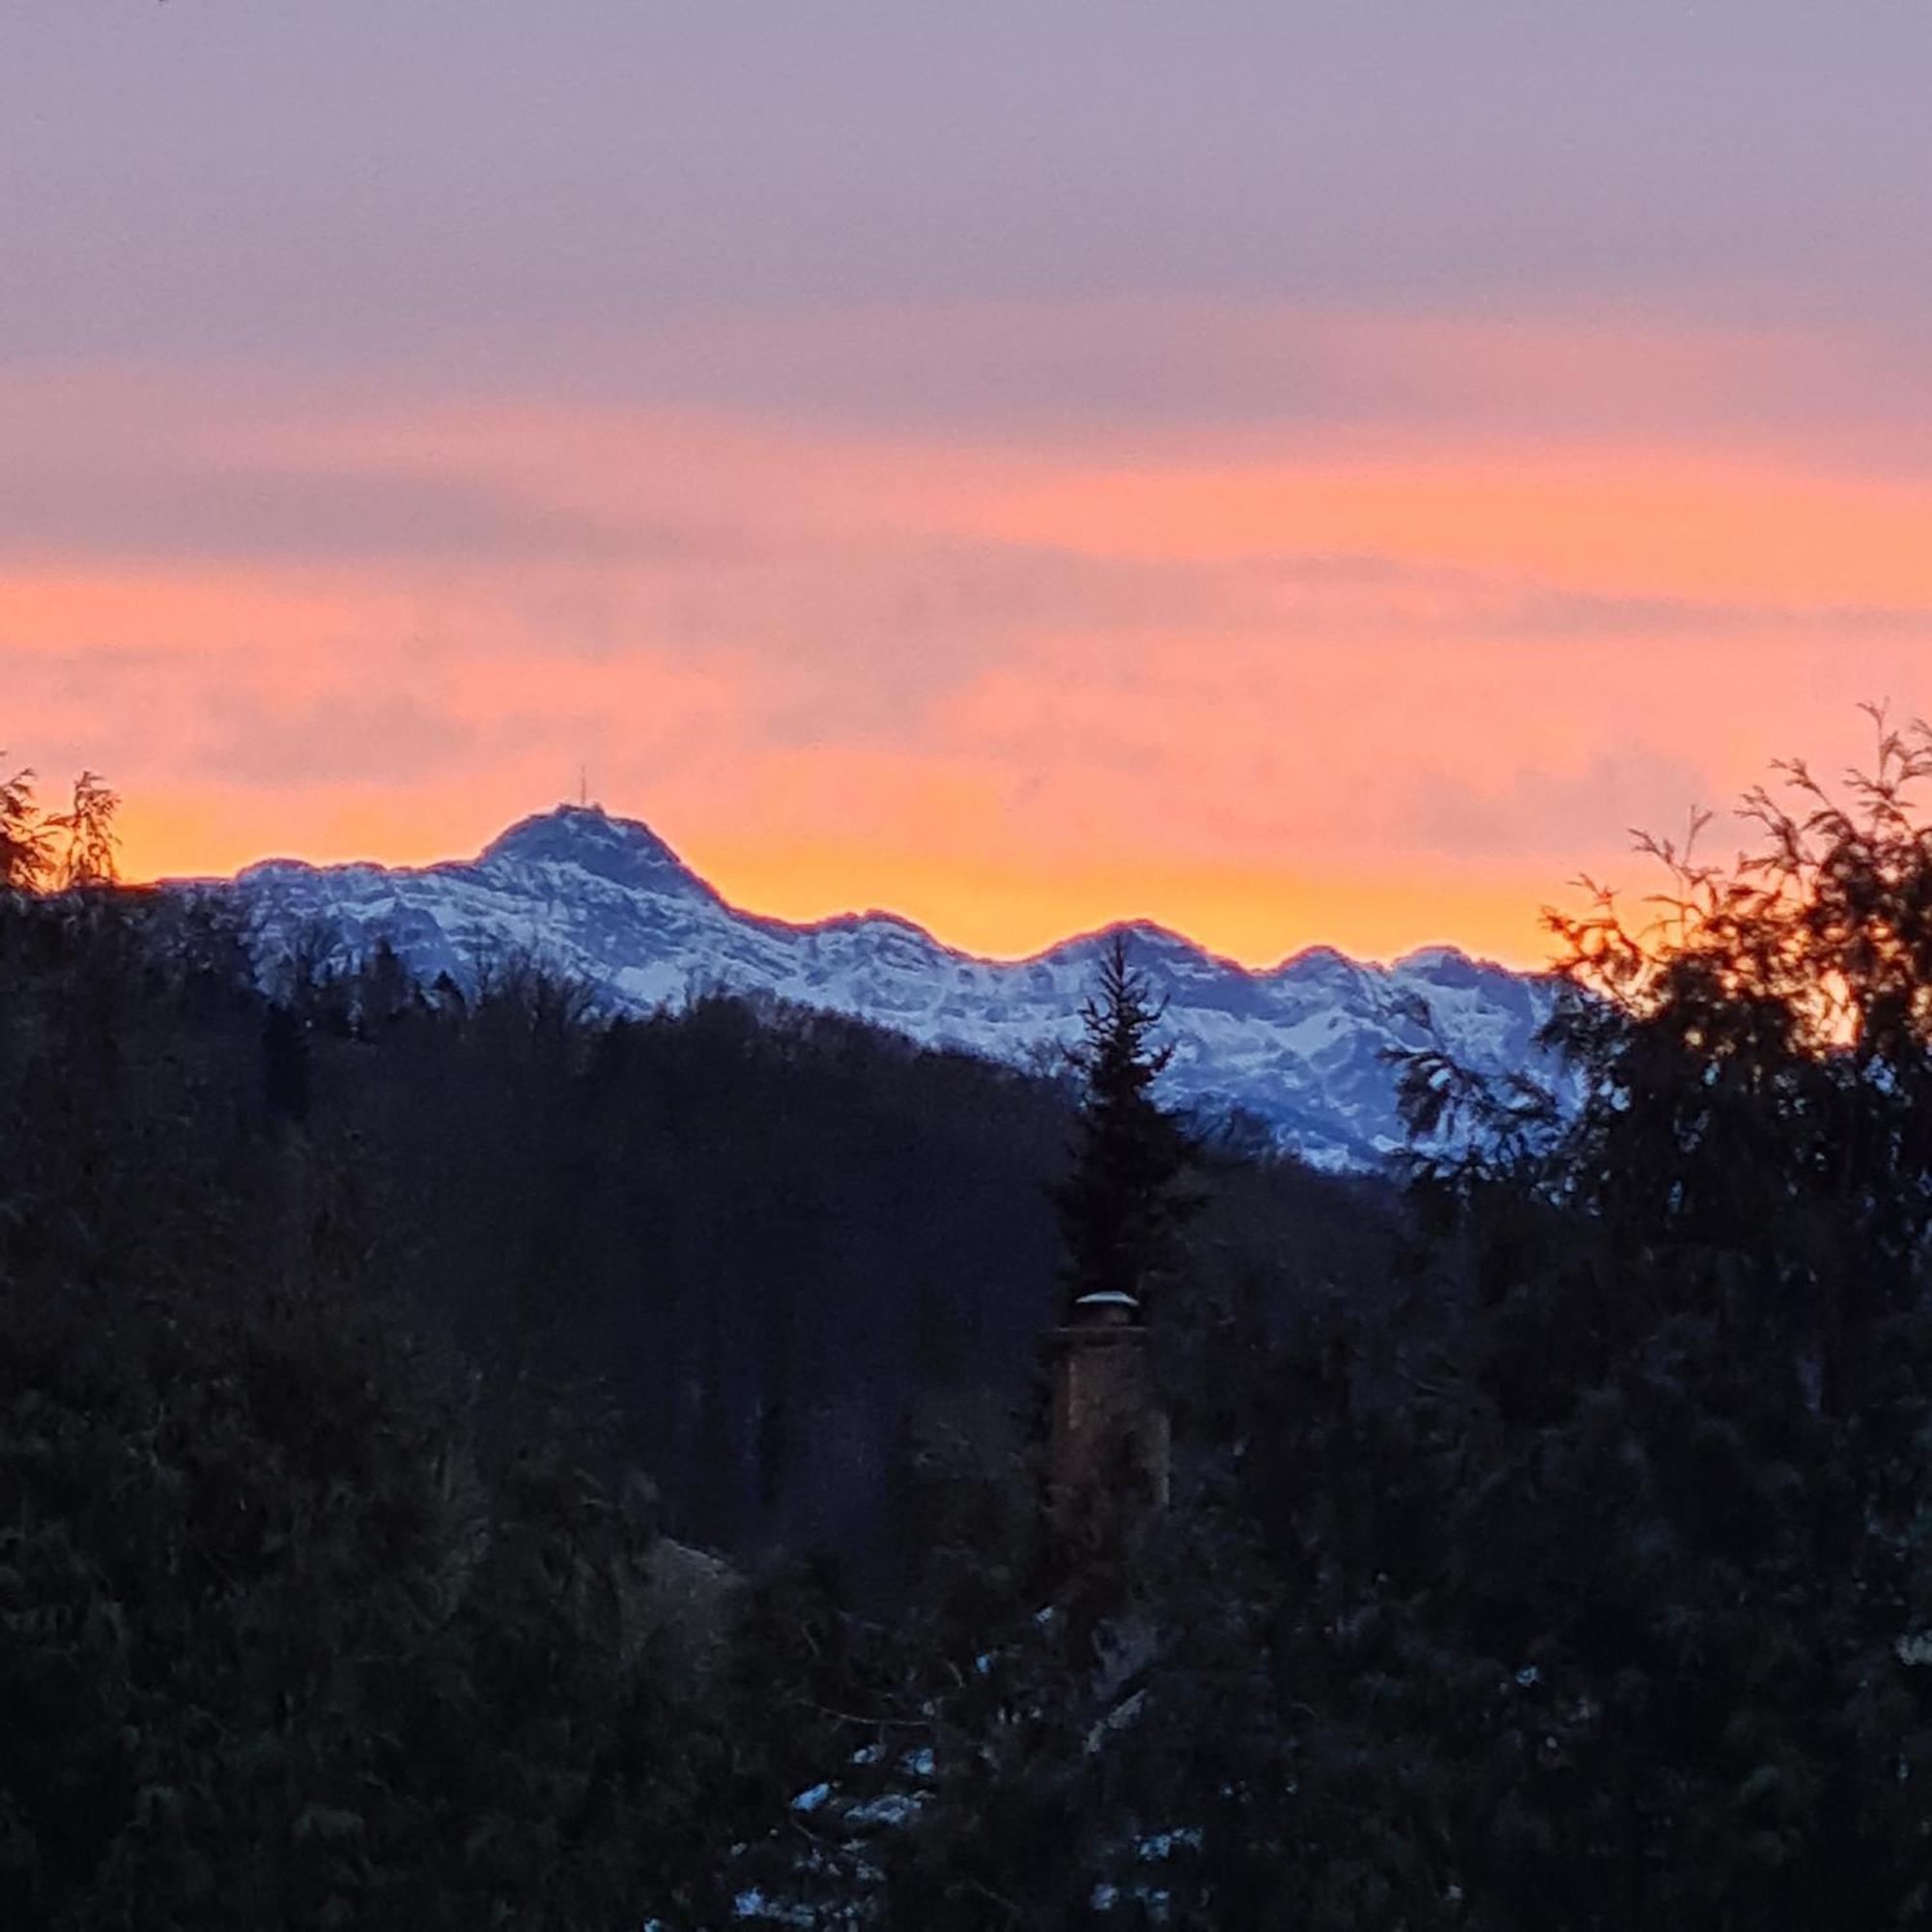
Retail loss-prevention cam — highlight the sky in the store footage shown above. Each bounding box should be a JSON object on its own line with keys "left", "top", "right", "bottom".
{"left": 4, "top": 2, "right": 1929, "bottom": 966}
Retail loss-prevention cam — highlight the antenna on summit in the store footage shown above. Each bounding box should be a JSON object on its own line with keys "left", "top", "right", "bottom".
{"left": 578, "top": 764, "right": 591, "bottom": 809}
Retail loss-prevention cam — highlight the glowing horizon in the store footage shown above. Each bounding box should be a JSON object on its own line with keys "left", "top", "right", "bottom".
{"left": 6, "top": 8, "right": 1928, "bottom": 972}
{"left": 105, "top": 790, "right": 1575, "bottom": 974}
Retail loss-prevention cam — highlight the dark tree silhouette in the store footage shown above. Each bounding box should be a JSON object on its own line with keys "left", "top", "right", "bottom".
{"left": 0, "top": 753, "right": 50, "bottom": 891}
{"left": 261, "top": 1000, "right": 313, "bottom": 1123}
{"left": 1051, "top": 933, "right": 1201, "bottom": 1317}
{"left": 47, "top": 768, "right": 121, "bottom": 888}
{"left": 1348, "top": 714, "right": 1932, "bottom": 1924}
{"left": 1404, "top": 706, "right": 1932, "bottom": 1412}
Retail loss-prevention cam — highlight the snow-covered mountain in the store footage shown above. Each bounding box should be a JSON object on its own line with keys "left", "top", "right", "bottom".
{"left": 213, "top": 805, "right": 1555, "bottom": 1170}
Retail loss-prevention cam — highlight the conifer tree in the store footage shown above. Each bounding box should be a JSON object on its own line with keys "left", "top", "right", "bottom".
{"left": 1051, "top": 933, "right": 1200, "bottom": 1317}
{"left": 47, "top": 769, "right": 120, "bottom": 888}
{"left": 0, "top": 753, "right": 49, "bottom": 892}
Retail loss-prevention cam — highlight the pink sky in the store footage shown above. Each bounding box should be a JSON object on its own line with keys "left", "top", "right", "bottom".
{"left": 6, "top": 12, "right": 1929, "bottom": 966}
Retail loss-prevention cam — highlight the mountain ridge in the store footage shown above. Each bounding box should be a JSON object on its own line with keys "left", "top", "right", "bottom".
{"left": 213, "top": 804, "right": 1555, "bottom": 1170}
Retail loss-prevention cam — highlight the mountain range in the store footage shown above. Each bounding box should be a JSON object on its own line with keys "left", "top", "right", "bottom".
{"left": 213, "top": 805, "right": 1555, "bottom": 1170}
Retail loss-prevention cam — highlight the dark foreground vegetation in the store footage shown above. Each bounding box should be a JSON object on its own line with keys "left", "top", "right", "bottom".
{"left": 6, "top": 719, "right": 1932, "bottom": 1927}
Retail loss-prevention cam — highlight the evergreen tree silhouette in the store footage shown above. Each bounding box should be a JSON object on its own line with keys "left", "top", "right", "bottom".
{"left": 1051, "top": 933, "right": 1200, "bottom": 1318}
{"left": 47, "top": 769, "right": 120, "bottom": 888}
{"left": 0, "top": 753, "right": 49, "bottom": 891}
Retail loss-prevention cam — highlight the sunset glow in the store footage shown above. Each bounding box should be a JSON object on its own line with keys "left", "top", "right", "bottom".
{"left": 6, "top": 9, "right": 1929, "bottom": 968}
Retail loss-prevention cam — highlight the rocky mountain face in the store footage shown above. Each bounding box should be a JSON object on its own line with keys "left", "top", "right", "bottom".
{"left": 214, "top": 805, "right": 1555, "bottom": 1170}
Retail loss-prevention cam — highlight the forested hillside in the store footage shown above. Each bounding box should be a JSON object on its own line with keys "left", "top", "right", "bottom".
{"left": 7, "top": 728, "right": 1932, "bottom": 1927}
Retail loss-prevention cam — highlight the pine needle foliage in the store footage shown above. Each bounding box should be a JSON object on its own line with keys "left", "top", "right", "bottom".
{"left": 1051, "top": 935, "right": 1202, "bottom": 1317}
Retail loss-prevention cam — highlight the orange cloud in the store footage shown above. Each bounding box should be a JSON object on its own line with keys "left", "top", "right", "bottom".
{"left": 6, "top": 304, "right": 1931, "bottom": 970}
{"left": 974, "top": 452, "right": 1932, "bottom": 607}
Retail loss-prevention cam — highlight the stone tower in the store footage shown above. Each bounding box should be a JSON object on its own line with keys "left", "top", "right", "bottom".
{"left": 1048, "top": 1290, "right": 1170, "bottom": 1563}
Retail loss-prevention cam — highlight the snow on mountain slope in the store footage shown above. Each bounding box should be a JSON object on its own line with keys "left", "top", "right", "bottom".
{"left": 214, "top": 805, "right": 1556, "bottom": 1170}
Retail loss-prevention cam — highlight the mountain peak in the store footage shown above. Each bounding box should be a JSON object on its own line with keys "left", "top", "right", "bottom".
{"left": 216, "top": 805, "right": 1556, "bottom": 1171}
{"left": 477, "top": 805, "right": 713, "bottom": 898}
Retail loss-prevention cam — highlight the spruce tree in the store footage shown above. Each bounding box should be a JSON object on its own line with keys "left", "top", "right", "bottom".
{"left": 1051, "top": 933, "right": 1200, "bottom": 1318}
